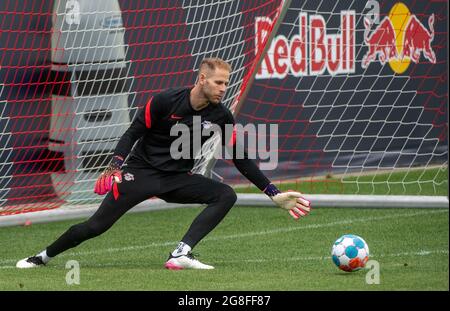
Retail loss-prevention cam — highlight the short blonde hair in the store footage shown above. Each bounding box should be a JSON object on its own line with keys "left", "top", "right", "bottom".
{"left": 199, "top": 57, "right": 232, "bottom": 73}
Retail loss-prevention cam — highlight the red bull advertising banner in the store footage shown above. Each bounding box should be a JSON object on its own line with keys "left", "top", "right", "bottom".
{"left": 254, "top": 1, "right": 439, "bottom": 78}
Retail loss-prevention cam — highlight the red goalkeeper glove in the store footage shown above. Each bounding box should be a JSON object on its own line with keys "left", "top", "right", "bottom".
{"left": 264, "top": 184, "right": 311, "bottom": 220}
{"left": 94, "top": 156, "right": 124, "bottom": 195}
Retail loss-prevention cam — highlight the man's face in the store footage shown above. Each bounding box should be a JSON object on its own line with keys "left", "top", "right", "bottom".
{"left": 200, "top": 68, "right": 230, "bottom": 104}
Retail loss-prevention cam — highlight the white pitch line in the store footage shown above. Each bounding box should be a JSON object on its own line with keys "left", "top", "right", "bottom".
{"left": 213, "top": 249, "right": 450, "bottom": 264}
{"left": 1, "top": 209, "right": 447, "bottom": 265}
{"left": 203, "top": 209, "right": 449, "bottom": 240}
{"left": 0, "top": 249, "right": 447, "bottom": 270}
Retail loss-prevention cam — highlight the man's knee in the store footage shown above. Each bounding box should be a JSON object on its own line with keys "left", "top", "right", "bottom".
{"left": 218, "top": 185, "right": 237, "bottom": 206}
{"left": 85, "top": 221, "right": 109, "bottom": 237}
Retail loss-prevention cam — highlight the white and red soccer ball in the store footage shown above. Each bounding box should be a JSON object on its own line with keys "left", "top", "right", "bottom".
{"left": 331, "top": 234, "right": 369, "bottom": 272}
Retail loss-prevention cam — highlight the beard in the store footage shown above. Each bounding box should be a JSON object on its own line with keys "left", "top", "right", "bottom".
{"left": 206, "top": 93, "right": 222, "bottom": 104}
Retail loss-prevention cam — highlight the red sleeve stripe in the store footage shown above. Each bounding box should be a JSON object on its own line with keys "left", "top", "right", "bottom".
{"left": 113, "top": 183, "right": 119, "bottom": 200}
{"left": 145, "top": 97, "right": 153, "bottom": 128}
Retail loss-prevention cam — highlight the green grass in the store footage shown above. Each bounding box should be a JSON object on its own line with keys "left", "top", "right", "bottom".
{"left": 0, "top": 206, "right": 448, "bottom": 290}
{"left": 235, "top": 167, "right": 448, "bottom": 196}
{"left": 0, "top": 167, "right": 447, "bottom": 291}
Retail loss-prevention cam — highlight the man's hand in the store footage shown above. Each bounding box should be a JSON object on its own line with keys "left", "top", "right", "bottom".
{"left": 271, "top": 191, "right": 311, "bottom": 219}
{"left": 94, "top": 156, "right": 124, "bottom": 195}
{"left": 264, "top": 184, "right": 311, "bottom": 220}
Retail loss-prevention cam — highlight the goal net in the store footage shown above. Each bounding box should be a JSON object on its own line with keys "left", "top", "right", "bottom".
{"left": 215, "top": 0, "right": 448, "bottom": 199}
{"left": 0, "top": 0, "right": 286, "bottom": 215}
{"left": 0, "top": 0, "right": 448, "bottom": 219}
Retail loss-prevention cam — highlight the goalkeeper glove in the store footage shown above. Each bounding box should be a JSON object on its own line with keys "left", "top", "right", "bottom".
{"left": 264, "top": 184, "right": 311, "bottom": 220}
{"left": 94, "top": 155, "right": 124, "bottom": 195}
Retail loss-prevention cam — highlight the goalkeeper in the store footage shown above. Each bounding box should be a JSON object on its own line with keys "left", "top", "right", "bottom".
{"left": 17, "top": 58, "right": 311, "bottom": 270}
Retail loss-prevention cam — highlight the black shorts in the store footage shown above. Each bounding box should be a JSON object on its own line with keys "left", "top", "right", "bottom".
{"left": 102, "top": 166, "right": 236, "bottom": 214}
{"left": 45, "top": 166, "right": 238, "bottom": 257}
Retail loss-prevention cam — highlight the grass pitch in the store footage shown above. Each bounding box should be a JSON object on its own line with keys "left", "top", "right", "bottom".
{"left": 0, "top": 205, "right": 448, "bottom": 291}
{"left": 0, "top": 167, "right": 448, "bottom": 291}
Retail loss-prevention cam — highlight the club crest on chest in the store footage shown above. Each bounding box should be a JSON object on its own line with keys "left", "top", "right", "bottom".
{"left": 124, "top": 172, "right": 134, "bottom": 181}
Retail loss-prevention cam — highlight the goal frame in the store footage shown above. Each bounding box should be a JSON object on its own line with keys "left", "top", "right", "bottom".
{"left": 0, "top": 0, "right": 447, "bottom": 227}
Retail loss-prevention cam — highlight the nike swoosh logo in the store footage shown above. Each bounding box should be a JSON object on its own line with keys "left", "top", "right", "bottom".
{"left": 170, "top": 114, "right": 183, "bottom": 120}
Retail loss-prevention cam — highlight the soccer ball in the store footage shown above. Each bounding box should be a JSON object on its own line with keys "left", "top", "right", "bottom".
{"left": 331, "top": 234, "right": 369, "bottom": 272}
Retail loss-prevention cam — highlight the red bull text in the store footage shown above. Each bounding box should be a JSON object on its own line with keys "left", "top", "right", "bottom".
{"left": 255, "top": 11, "right": 355, "bottom": 78}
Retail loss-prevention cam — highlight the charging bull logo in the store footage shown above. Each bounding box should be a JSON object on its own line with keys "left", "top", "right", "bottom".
{"left": 362, "top": 2, "right": 436, "bottom": 73}
{"left": 362, "top": 17, "right": 398, "bottom": 66}
{"left": 402, "top": 15, "right": 436, "bottom": 63}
